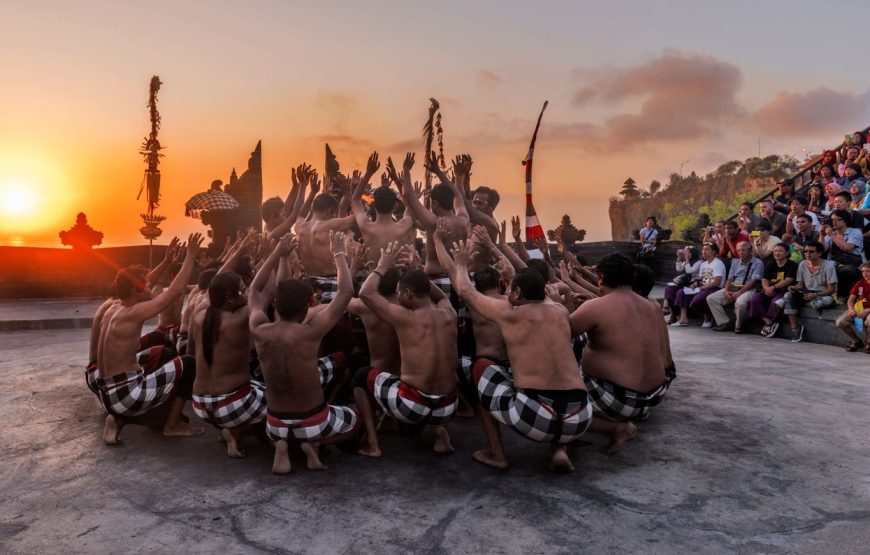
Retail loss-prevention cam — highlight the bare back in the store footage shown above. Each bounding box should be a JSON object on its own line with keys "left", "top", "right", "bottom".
{"left": 470, "top": 291, "right": 508, "bottom": 361}
{"left": 391, "top": 304, "right": 458, "bottom": 395}
{"left": 424, "top": 217, "right": 468, "bottom": 274}
{"left": 296, "top": 218, "right": 349, "bottom": 276}
{"left": 360, "top": 217, "right": 416, "bottom": 265}
{"left": 97, "top": 304, "right": 149, "bottom": 378}
{"left": 571, "top": 289, "right": 666, "bottom": 391}
{"left": 191, "top": 302, "right": 252, "bottom": 395}
{"left": 251, "top": 320, "right": 326, "bottom": 413}
{"left": 153, "top": 284, "right": 184, "bottom": 328}
{"left": 348, "top": 297, "right": 401, "bottom": 374}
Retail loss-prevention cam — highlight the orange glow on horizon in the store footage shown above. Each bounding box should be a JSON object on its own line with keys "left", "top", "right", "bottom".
{"left": 0, "top": 150, "right": 76, "bottom": 238}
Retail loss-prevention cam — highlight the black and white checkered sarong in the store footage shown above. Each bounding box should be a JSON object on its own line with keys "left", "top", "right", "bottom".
{"left": 366, "top": 369, "right": 458, "bottom": 426}
{"left": 317, "top": 353, "right": 344, "bottom": 387}
{"left": 192, "top": 380, "right": 267, "bottom": 429}
{"left": 583, "top": 375, "right": 669, "bottom": 421}
{"left": 312, "top": 276, "right": 339, "bottom": 303}
{"left": 85, "top": 363, "right": 99, "bottom": 395}
{"left": 472, "top": 359, "right": 592, "bottom": 444}
{"left": 95, "top": 349, "right": 184, "bottom": 417}
{"left": 266, "top": 403, "right": 359, "bottom": 441}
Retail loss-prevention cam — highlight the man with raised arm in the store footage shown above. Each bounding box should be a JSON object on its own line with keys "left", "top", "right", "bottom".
{"left": 95, "top": 233, "right": 205, "bottom": 445}
{"left": 568, "top": 253, "right": 670, "bottom": 455}
{"left": 249, "top": 232, "right": 360, "bottom": 474}
{"left": 351, "top": 152, "right": 416, "bottom": 265}
{"left": 353, "top": 241, "right": 459, "bottom": 457}
{"left": 293, "top": 169, "right": 356, "bottom": 302}
{"left": 188, "top": 266, "right": 265, "bottom": 459}
{"left": 347, "top": 267, "right": 403, "bottom": 376}
{"left": 434, "top": 231, "right": 591, "bottom": 472}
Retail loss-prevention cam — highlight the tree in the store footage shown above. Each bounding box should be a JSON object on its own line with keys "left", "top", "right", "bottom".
{"left": 620, "top": 177, "right": 640, "bottom": 198}
{"left": 648, "top": 180, "right": 661, "bottom": 196}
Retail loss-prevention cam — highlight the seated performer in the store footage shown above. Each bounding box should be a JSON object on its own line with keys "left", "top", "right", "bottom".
{"left": 94, "top": 234, "right": 205, "bottom": 445}
{"left": 434, "top": 230, "right": 591, "bottom": 472}
{"left": 189, "top": 271, "right": 265, "bottom": 458}
{"left": 249, "top": 233, "right": 360, "bottom": 474}
{"left": 346, "top": 268, "right": 403, "bottom": 376}
{"left": 354, "top": 241, "right": 459, "bottom": 457}
{"left": 569, "top": 254, "right": 670, "bottom": 454}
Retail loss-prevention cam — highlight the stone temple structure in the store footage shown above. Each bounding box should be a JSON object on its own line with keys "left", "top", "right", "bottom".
{"left": 201, "top": 141, "right": 263, "bottom": 251}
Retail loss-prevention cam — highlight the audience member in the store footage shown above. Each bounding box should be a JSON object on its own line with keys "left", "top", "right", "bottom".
{"left": 758, "top": 199, "right": 787, "bottom": 238}
{"left": 671, "top": 243, "right": 725, "bottom": 327}
{"left": 821, "top": 209, "right": 865, "bottom": 297}
{"left": 706, "top": 241, "right": 764, "bottom": 333}
{"left": 834, "top": 262, "right": 870, "bottom": 353}
{"left": 747, "top": 243, "right": 797, "bottom": 338}
{"left": 772, "top": 178, "right": 794, "bottom": 214}
{"left": 736, "top": 202, "right": 760, "bottom": 234}
{"left": 750, "top": 220, "right": 781, "bottom": 265}
{"left": 783, "top": 242, "right": 837, "bottom": 342}
{"left": 663, "top": 246, "right": 701, "bottom": 323}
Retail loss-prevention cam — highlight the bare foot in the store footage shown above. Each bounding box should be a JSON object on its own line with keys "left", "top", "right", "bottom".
{"left": 548, "top": 445, "right": 574, "bottom": 473}
{"left": 432, "top": 427, "right": 455, "bottom": 454}
{"left": 221, "top": 428, "right": 246, "bottom": 458}
{"left": 472, "top": 448, "right": 509, "bottom": 469}
{"left": 163, "top": 422, "right": 205, "bottom": 437}
{"left": 102, "top": 414, "right": 122, "bottom": 445}
{"left": 599, "top": 421, "right": 637, "bottom": 456}
{"left": 301, "top": 442, "right": 327, "bottom": 470}
{"left": 272, "top": 440, "right": 292, "bottom": 474}
{"left": 357, "top": 440, "right": 382, "bottom": 458}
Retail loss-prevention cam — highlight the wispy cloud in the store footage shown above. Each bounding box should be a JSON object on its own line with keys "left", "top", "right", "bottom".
{"left": 752, "top": 87, "right": 870, "bottom": 137}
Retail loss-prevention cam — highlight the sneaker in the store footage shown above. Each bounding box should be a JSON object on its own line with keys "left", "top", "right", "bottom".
{"left": 760, "top": 324, "right": 771, "bottom": 337}
{"left": 791, "top": 325, "right": 804, "bottom": 343}
{"left": 767, "top": 322, "right": 779, "bottom": 338}
{"left": 669, "top": 321, "right": 687, "bottom": 327}
{"left": 701, "top": 320, "right": 713, "bottom": 328}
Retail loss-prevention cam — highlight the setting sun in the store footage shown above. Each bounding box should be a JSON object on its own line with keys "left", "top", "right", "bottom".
{"left": 0, "top": 150, "right": 75, "bottom": 242}
{"left": 0, "top": 184, "right": 38, "bottom": 217}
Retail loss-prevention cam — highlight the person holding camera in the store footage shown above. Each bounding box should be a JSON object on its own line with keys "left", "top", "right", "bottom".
{"left": 821, "top": 209, "right": 865, "bottom": 298}
{"left": 663, "top": 246, "right": 701, "bottom": 322}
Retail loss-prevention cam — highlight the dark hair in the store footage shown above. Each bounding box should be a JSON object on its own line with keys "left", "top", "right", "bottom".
{"left": 312, "top": 193, "right": 338, "bottom": 214}
{"left": 756, "top": 219, "right": 772, "bottom": 231}
{"left": 646, "top": 215, "right": 657, "bottom": 225}
{"left": 110, "top": 266, "right": 148, "bottom": 299}
{"left": 261, "top": 197, "right": 284, "bottom": 221}
{"left": 474, "top": 186, "right": 501, "bottom": 209}
{"left": 202, "top": 272, "right": 243, "bottom": 366}
{"left": 779, "top": 177, "right": 794, "bottom": 186}
{"left": 236, "top": 255, "right": 254, "bottom": 284}
{"left": 473, "top": 266, "right": 501, "bottom": 293}
{"left": 377, "top": 268, "right": 402, "bottom": 296}
{"left": 372, "top": 186, "right": 398, "bottom": 214}
{"left": 846, "top": 163, "right": 862, "bottom": 175}
{"left": 724, "top": 220, "right": 738, "bottom": 229}
{"left": 430, "top": 183, "right": 455, "bottom": 211}
{"left": 685, "top": 246, "right": 699, "bottom": 264}
{"left": 632, "top": 264, "right": 655, "bottom": 297}
{"left": 398, "top": 269, "right": 431, "bottom": 298}
{"left": 275, "top": 279, "right": 314, "bottom": 320}
{"left": 832, "top": 209, "right": 851, "bottom": 223}
{"left": 835, "top": 190, "right": 852, "bottom": 202}
{"left": 772, "top": 242, "right": 789, "bottom": 253}
{"left": 510, "top": 268, "right": 546, "bottom": 301}
{"left": 526, "top": 259, "right": 551, "bottom": 281}
{"left": 197, "top": 268, "right": 218, "bottom": 290}
{"left": 803, "top": 241, "right": 824, "bottom": 253}
{"left": 596, "top": 253, "right": 635, "bottom": 288}
{"left": 791, "top": 196, "right": 808, "bottom": 207}
{"left": 794, "top": 213, "right": 810, "bottom": 223}
{"left": 740, "top": 202, "right": 754, "bottom": 210}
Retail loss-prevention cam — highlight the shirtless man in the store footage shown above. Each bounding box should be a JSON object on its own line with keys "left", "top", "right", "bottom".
{"left": 346, "top": 268, "right": 402, "bottom": 376}
{"left": 95, "top": 233, "right": 205, "bottom": 445}
{"left": 137, "top": 239, "right": 186, "bottom": 351}
{"left": 177, "top": 267, "right": 217, "bottom": 355}
{"left": 569, "top": 254, "right": 670, "bottom": 455}
{"left": 86, "top": 296, "right": 120, "bottom": 394}
{"left": 294, "top": 186, "right": 356, "bottom": 302}
{"left": 189, "top": 270, "right": 265, "bottom": 458}
{"left": 353, "top": 242, "right": 459, "bottom": 457}
{"left": 435, "top": 235, "right": 590, "bottom": 472}
{"left": 350, "top": 152, "right": 416, "bottom": 265}
{"left": 632, "top": 264, "right": 676, "bottom": 384}
{"left": 249, "top": 232, "right": 360, "bottom": 474}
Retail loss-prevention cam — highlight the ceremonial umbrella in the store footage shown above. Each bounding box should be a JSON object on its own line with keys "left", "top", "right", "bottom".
{"left": 184, "top": 180, "right": 240, "bottom": 219}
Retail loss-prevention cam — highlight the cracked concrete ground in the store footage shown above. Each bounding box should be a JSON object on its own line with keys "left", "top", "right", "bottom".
{"left": 1, "top": 326, "right": 869, "bottom": 554}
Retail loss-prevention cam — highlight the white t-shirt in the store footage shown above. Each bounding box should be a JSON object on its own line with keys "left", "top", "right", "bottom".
{"left": 698, "top": 258, "right": 727, "bottom": 287}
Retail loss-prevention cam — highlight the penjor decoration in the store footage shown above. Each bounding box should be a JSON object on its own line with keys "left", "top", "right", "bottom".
{"left": 522, "top": 101, "right": 548, "bottom": 242}
{"left": 138, "top": 76, "right": 165, "bottom": 265}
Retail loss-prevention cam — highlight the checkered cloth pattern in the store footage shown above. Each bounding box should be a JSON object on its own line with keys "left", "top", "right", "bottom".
{"left": 583, "top": 375, "right": 669, "bottom": 421}
{"left": 95, "top": 347, "right": 183, "bottom": 417}
{"left": 458, "top": 356, "right": 474, "bottom": 388}
{"left": 85, "top": 363, "right": 99, "bottom": 395}
{"left": 472, "top": 359, "right": 592, "bottom": 444}
{"left": 312, "top": 276, "right": 339, "bottom": 303}
{"left": 430, "top": 276, "right": 453, "bottom": 297}
{"left": 184, "top": 189, "right": 240, "bottom": 215}
{"left": 366, "top": 369, "right": 458, "bottom": 426}
{"left": 266, "top": 404, "right": 359, "bottom": 442}
{"left": 156, "top": 323, "right": 181, "bottom": 347}
{"left": 192, "top": 380, "right": 267, "bottom": 429}
{"left": 317, "top": 353, "right": 344, "bottom": 387}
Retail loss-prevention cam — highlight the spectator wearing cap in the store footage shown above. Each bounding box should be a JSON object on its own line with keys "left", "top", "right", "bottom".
{"left": 783, "top": 241, "right": 838, "bottom": 342}
{"left": 750, "top": 219, "right": 782, "bottom": 266}
{"left": 773, "top": 178, "right": 795, "bottom": 214}
{"left": 663, "top": 245, "right": 701, "bottom": 323}
{"left": 835, "top": 261, "right": 870, "bottom": 353}
{"left": 747, "top": 242, "right": 797, "bottom": 338}
{"left": 671, "top": 242, "right": 724, "bottom": 327}
{"left": 758, "top": 199, "right": 787, "bottom": 238}
{"left": 821, "top": 208, "right": 865, "bottom": 298}
{"left": 706, "top": 241, "right": 764, "bottom": 333}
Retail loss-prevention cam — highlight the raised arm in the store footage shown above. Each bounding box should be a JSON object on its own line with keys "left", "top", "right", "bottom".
{"left": 146, "top": 236, "right": 180, "bottom": 286}
{"left": 218, "top": 228, "right": 257, "bottom": 275}
{"left": 307, "top": 231, "right": 354, "bottom": 335}
{"left": 350, "top": 152, "right": 381, "bottom": 229}
{"left": 128, "top": 233, "right": 203, "bottom": 322}
{"left": 425, "top": 151, "right": 469, "bottom": 222}
{"left": 390, "top": 153, "right": 437, "bottom": 230}
{"left": 359, "top": 241, "right": 409, "bottom": 324}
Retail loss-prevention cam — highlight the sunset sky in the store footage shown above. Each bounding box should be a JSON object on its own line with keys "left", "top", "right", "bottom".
{"left": 2, "top": 0, "right": 869, "bottom": 247}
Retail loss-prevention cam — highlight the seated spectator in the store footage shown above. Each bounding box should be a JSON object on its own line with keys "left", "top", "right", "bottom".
{"left": 821, "top": 209, "right": 865, "bottom": 298}
{"left": 783, "top": 242, "right": 838, "bottom": 342}
{"left": 820, "top": 182, "right": 842, "bottom": 217}
{"left": 838, "top": 146, "right": 862, "bottom": 179}
{"left": 811, "top": 165, "right": 836, "bottom": 190}
{"left": 736, "top": 202, "right": 760, "bottom": 234}
{"left": 671, "top": 242, "right": 724, "bottom": 327}
{"left": 849, "top": 181, "right": 867, "bottom": 211}
{"left": 663, "top": 245, "right": 701, "bottom": 323}
{"left": 707, "top": 241, "right": 764, "bottom": 333}
{"left": 783, "top": 196, "right": 820, "bottom": 242}
{"left": 636, "top": 216, "right": 659, "bottom": 262}
{"left": 758, "top": 199, "right": 787, "bottom": 238}
{"left": 834, "top": 262, "right": 870, "bottom": 352}
{"left": 833, "top": 191, "right": 866, "bottom": 229}
{"left": 719, "top": 220, "right": 750, "bottom": 265}
{"left": 839, "top": 162, "right": 867, "bottom": 193}
{"left": 747, "top": 243, "right": 797, "bottom": 338}
{"left": 807, "top": 185, "right": 823, "bottom": 216}
{"left": 702, "top": 221, "right": 726, "bottom": 256}
{"left": 854, "top": 144, "right": 870, "bottom": 178}
{"left": 750, "top": 220, "right": 782, "bottom": 265}
{"left": 773, "top": 178, "right": 794, "bottom": 214}
{"left": 784, "top": 213, "right": 820, "bottom": 263}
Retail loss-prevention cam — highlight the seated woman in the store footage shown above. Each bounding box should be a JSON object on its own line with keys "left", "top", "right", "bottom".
{"left": 636, "top": 216, "right": 659, "bottom": 262}
{"left": 663, "top": 246, "right": 701, "bottom": 323}
{"left": 747, "top": 243, "right": 797, "bottom": 338}
{"left": 820, "top": 182, "right": 842, "bottom": 218}
{"left": 670, "top": 242, "right": 725, "bottom": 327}
{"left": 750, "top": 220, "right": 782, "bottom": 267}
{"left": 807, "top": 185, "right": 823, "bottom": 216}
{"left": 849, "top": 180, "right": 867, "bottom": 211}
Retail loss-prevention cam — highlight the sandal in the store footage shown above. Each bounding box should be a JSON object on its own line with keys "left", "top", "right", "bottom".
{"left": 846, "top": 340, "right": 863, "bottom": 352}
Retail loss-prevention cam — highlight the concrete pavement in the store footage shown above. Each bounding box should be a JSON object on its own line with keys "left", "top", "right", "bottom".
{"left": 1, "top": 325, "right": 869, "bottom": 554}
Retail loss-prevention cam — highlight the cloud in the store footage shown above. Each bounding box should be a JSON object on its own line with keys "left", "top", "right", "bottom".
{"left": 476, "top": 70, "right": 502, "bottom": 90}
{"left": 568, "top": 51, "right": 744, "bottom": 149}
{"left": 752, "top": 87, "right": 870, "bottom": 137}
